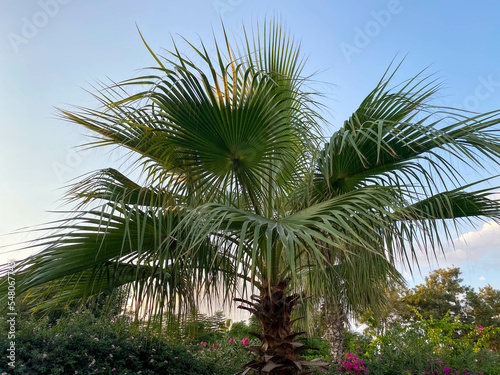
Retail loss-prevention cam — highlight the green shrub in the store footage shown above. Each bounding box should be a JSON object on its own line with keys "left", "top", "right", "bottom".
{"left": 360, "top": 315, "right": 500, "bottom": 375}
{"left": 0, "top": 312, "right": 237, "bottom": 374}
{"left": 3, "top": 308, "right": 498, "bottom": 374}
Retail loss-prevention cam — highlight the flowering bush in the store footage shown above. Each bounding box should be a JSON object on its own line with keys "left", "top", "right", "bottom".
{"left": 359, "top": 315, "right": 500, "bottom": 375}
{"left": 190, "top": 334, "right": 255, "bottom": 369}
{"left": 0, "top": 312, "right": 238, "bottom": 375}
{"left": 1, "top": 307, "right": 498, "bottom": 375}
{"left": 338, "top": 352, "right": 367, "bottom": 375}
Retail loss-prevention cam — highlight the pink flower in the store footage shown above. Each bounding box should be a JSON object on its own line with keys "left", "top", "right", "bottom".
{"left": 340, "top": 352, "right": 367, "bottom": 374}
{"left": 228, "top": 338, "right": 236, "bottom": 343}
{"left": 241, "top": 338, "right": 249, "bottom": 347}
{"left": 200, "top": 341, "right": 207, "bottom": 347}
{"left": 43, "top": 354, "right": 47, "bottom": 359}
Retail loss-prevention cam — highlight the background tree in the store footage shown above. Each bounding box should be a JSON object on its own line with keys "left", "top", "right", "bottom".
{"left": 360, "top": 266, "right": 500, "bottom": 350}
{"left": 465, "top": 284, "right": 500, "bottom": 349}
{"left": 372, "top": 267, "right": 499, "bottom": 325}
{"left": 403, "top": 267, "right": 471, "bottom": 322}
{"left": 466, "top": 285, "right": 500, "bottom": 328}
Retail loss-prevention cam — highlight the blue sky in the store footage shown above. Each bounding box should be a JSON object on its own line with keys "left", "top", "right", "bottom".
{"left": 1, "top": 0, "right": 500, "bottom": 296}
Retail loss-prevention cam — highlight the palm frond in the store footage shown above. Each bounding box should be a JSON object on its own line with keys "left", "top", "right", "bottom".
{"left": 307, "top": 64, "right": 500, "bottom": 201}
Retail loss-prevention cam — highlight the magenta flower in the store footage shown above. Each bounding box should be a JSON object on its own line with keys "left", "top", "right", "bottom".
{"left": 338, "top": 352, "right": 367, "bottom": 375}
{"left": 241, "top": 338, "right": 249, "bottom": 347}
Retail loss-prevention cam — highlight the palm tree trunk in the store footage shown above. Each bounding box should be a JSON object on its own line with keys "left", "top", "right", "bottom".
{"left": 323, "top": 299, "right": 347, "bottom": 363}
{"left": 236, "top": 278, "right": 327, "bottom": 374}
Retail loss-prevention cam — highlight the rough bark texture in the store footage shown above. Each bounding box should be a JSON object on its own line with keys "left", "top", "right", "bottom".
{"left": 323, "top": 301, "right": 347, "bottom": 363}
{"left": 236, "top": 278, "right": 328, "bottom": 374}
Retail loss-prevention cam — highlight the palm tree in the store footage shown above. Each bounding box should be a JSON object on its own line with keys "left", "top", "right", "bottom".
{"left": 2, "top": 20, "right": 500, "bottom": 374}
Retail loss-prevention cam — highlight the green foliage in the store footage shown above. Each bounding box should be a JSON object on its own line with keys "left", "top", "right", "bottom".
{"left": 177, "top": 311, "right": 229, "bottom": 343}
{"left": 402, "top": 267, "right": 471, "bottom": 323}
{"left": 345, "top": 331, "right": 371, "bottom": 355}
{"left": 2, "top": 306, "right": 499, "bottom": 374}
{"left": 228, "top": 320, "right": 257, "bottom": 339}
{"left": 466, "top": 285, "right": 500, "bottom": 350}
{"left": 467, "top": 285, "right": 500, "bottom": 326}
{"left": 351, "top": 267, "right": 500, "bottom": 374}
{"left": 302, "top": 336, "right": 332, "bottom": 361}
{"left": 360, "top": 313, "right": 500, "bottom": 375}
{"left": 367, "top": 267, "right": 500, "bottom": 336}
{"left": 0, "top": 311, "right": 239, "bottom": 375}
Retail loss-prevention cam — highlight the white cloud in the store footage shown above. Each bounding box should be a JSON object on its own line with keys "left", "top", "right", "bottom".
{"left": 405, "top": 220, "right": 500, "bottom": 272}
{"left": 479, "top": 276, "right": 487, "bottom": 281}
{"left": 449, "top": 220, "right": 500, "bottom": 263}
